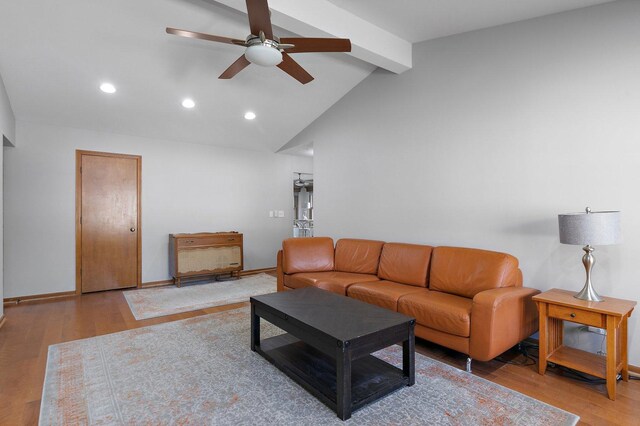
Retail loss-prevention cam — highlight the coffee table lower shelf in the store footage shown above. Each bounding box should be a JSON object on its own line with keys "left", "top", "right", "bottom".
{"left": 257, "top": 333, "right": 409, "bottom": 416}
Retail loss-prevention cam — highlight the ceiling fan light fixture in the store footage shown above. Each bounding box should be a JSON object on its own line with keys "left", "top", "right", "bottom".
{"left": 245, "top": 44, "right": 282, "bottom": 67}
{"left": 294, "top": 172, "right": 310, "bottom": 187}
{"left": 99, "top": 82, "right": 116, "bottom": 94}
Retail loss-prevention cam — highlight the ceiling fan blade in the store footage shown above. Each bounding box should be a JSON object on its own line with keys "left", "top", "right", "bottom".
{"left": 279, "top": 38, "right": 351, "bottom": 53}
{"left": 277, "top": 53, "right": 314, "bottom": 84}
{"left": 166, "top": 28, "right": 246, "bottom": 46}
{"left": 246, "top": 0, "right": 273, "bottom": 39}
{"left": 219, "top": 55, "right": 251, "bottom": 79}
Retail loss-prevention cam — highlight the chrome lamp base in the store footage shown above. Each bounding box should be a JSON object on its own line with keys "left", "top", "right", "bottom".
{"left": 574, "top": 245, "right": 604, "bottom": 302}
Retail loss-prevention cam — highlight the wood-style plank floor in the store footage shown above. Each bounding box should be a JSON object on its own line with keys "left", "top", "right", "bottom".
{"left": 1, "top": 286, "right": 639, "bottom": 425}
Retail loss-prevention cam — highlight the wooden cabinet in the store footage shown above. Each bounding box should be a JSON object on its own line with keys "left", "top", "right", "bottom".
{"left": 169, "top": 232, "right": 243, "bottom": 286}
{"left": 533, "top": 289, "right": 636, "bottom": 400}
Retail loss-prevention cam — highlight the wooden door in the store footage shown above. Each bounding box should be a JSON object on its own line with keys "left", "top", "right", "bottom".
{"left": 76, "top": 151, "right": 141, "bottom": 293}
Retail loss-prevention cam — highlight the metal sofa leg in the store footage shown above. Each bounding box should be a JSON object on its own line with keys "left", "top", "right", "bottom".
{"left": 466, "top": 357, "right": 472, "bottom": 373}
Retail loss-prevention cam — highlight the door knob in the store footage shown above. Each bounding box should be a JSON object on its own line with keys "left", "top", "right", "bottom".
{"left": 130, "top": 227, "right": 136, "bottom": 232}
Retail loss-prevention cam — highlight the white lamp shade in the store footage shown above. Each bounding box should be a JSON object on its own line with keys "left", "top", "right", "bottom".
{"left": 558, "top": 210, "right": 622, "bottom": 246}
{"left": 244, "top": 45, "right": 282, "bottom": 67}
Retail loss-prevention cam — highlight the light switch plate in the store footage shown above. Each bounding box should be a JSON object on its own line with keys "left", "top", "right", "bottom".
{"left": 277, "top": 210, "right": 285, "bottom": 218}
{"left": 269, "top": 210, "right": 274, "bottom": 218}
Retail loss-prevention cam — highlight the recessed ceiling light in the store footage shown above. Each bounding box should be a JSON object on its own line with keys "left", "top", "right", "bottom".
{"left": 244, "top": 111, "right": 256, "bottom": 120}
{"left": 100, "top": 83, "right": 116, "bottom": 94}
{"left": 182, "top": 98, "right": 196, "bottom": 109}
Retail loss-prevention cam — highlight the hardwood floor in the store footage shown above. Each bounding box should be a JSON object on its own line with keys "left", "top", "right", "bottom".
{"left": 1, "top": 287, "right": 638, "bottom": 425}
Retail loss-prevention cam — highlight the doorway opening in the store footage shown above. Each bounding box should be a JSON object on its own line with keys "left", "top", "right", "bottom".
{"left": 293, "top": 172, "right": 313, "bottom": 237}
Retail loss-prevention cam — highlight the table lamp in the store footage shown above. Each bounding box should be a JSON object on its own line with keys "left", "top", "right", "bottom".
{"left": 558, "top": 207, "right": 621, "bottom": 302}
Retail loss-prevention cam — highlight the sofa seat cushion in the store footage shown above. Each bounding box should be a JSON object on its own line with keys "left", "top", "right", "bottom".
{"left": 348, "top": 280, "right": 426, "bottom": 311}
{"left": 378, "top": 243, "right": 433, "bottom": 287}
{"left": 335, "top": 238, "right": 385, "bottom": 275}
{"left": 398, "top": 291, "right": 472, "bottom": 338}
{"left": 284, "top": 272, "right": 379, "bottom": 295}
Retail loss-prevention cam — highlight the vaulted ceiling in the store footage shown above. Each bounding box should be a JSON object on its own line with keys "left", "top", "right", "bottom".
{"left": 0, "top": 0, "right": 616, "bottom": 152}
{"left": 326, "top": 0, "right": 616, "bottom": 43}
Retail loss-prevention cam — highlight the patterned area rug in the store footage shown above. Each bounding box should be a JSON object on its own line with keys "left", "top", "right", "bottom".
{"left": 123, "top": 273, "right": 276, "bottom": 320}
{"left": 40, "top": 308, "right": 579, "bottom": 425}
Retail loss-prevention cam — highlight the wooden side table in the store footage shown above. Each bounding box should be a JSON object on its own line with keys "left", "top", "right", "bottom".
{"left": 533, "top": 289, "right": 636, "bottom": 400}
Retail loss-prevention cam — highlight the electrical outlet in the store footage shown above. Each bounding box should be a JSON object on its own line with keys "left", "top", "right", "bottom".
{"left": 277, "top": 210, "right": 285, "bottom": 218}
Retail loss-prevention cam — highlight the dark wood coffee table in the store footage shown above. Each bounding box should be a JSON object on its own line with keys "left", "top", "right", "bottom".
{"left": 250, "top": 287, "right": 415, "bottom": 420}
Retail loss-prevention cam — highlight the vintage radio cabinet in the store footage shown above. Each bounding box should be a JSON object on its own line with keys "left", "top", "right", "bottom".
{"left": 169, "top": 232, "right": 243, "bottom": 286}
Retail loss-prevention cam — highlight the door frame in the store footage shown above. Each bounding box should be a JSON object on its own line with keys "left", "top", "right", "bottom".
{"left": 75, "top": 150, "right": 142, "bottom": 294}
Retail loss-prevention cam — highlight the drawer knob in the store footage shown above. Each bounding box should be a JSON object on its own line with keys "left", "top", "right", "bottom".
{"left": 570, "top": 313, "right": 576, "bottom": 318}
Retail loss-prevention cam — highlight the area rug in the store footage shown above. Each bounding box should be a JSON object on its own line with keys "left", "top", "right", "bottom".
{"left": 123, "top": 273, "right": 276, "bottom": 320}
{"left": 39, "top": 308, "right": 579, "bottom": 425}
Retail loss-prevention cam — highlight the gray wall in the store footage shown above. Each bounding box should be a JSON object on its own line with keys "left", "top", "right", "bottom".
{"left": 289, "top": 1, "right": 640, "bottom": 364}
{"left": 4, "top": 121, "right": 311, "bottom": 297}
{"left": 0, "top": 71, "right": 16, "bottom": 317}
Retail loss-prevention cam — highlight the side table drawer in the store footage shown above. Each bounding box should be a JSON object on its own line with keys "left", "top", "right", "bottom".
{"left": 548, "top": 304, "right": 605, "bottom": 328}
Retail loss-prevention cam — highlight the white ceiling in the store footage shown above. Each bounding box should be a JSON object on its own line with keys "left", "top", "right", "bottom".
{"left": 0, "top": 0, "right": 617, "bottom": 152}
{"left": 0, "top": 0, "right": 374, "bottom": 152}
{"left": 327, "top": 0, "right": 617, "bottom": 43}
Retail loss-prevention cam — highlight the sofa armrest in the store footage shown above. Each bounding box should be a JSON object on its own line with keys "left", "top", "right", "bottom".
{"left": 277, "top": 250, "right": 284, "bottom": 292}
{"left": 469, "top": 287, "right": 540, "bottom": 362}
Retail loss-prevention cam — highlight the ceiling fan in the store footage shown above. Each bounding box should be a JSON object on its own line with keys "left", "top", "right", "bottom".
{"left": 166, "top": 0, "right": 352, "bottom": 84}
{"left": 294, "top": 172, "right": 312, "bottom": 187}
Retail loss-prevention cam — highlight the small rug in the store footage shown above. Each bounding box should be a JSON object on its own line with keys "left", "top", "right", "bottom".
{"left": 40, "top": 308, "right": 579, "bottom": 425}
{"left": 123, "top": 273, "right": 276, "bottom": 320}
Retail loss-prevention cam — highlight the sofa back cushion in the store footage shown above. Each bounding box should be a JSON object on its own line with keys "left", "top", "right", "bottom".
{"left": 335, "top": 239, "right": 385, "bottom": 275}
{"left": 429, "top": 246, "right": 522, "bottom": 299}
{"left": 378, "top": 243, "right": 433, "bottom": 287}
{"left": 282, "top": 237, "right": 335, "bottom": 274}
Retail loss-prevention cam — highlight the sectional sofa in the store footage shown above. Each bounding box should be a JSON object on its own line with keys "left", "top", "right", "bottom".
{"left": 276, "top": 237, "right": 540, "bottom": 370}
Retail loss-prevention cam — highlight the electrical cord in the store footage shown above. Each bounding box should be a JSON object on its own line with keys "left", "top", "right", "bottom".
{"left": 494, "top": 355, "right": 537, "bottom": 367}
{"left": 493, "top": 342, "right": 538, "bottom": 367}
{"left": 553, "top": 365, "right": 609, "bottom": 384}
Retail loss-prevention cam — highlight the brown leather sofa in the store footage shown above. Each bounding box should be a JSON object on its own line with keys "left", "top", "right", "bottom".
{"left": 276, "top": 237, "right": 540, "bottom": 370}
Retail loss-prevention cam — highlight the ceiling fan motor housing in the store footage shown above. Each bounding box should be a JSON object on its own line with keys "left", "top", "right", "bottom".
{"left": 244, "top": 38, "right": 283, "bottom": 66}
